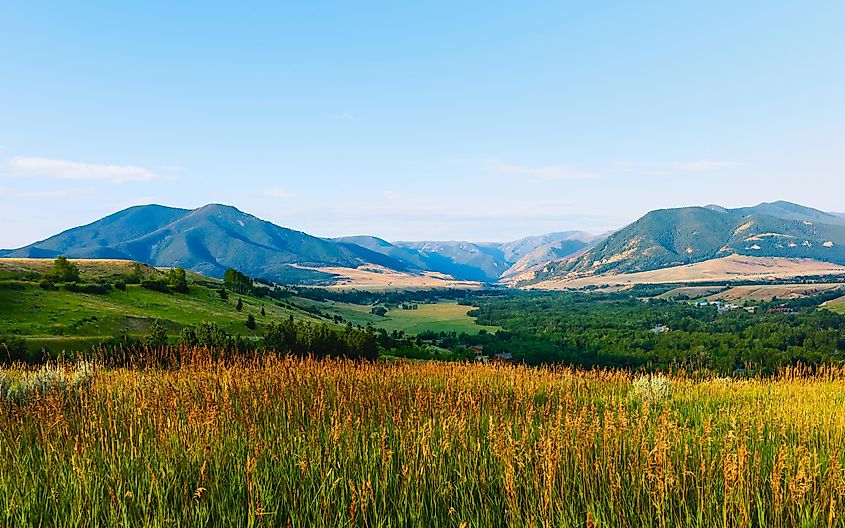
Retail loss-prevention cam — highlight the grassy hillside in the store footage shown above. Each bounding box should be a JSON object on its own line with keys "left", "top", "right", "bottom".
{"left": 0, "top": 259, "right": 495, "bottom": 356}
{"left": 529, "top": 204, "right": 845, "bottom": 284}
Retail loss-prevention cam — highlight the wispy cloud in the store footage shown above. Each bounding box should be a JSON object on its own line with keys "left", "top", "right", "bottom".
{"left": 7, "top": 156, "right": 159, "bottom": 183}
{"left": 487, "top": 160, "right": 600, "bottom": 181}
{"left": 264, "top": 186, "right": 293, "bottom": 199}
{"left": 331, "top": 111, "right": 354, "bottom": 121}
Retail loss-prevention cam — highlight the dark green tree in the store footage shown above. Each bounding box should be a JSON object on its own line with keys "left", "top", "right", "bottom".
{"left": 51, "top": 256, "right": 80, "bottom": 282}
{"left": 143, "top": 320, "right": 168, "bottom": 348}
{"left": 245, "top": 314, "right": 256, "bottom": 330}
{"left": 261, "top": 306, "right": 266, "bottom": 317}
{"left": 236, "top": 298, "right": 244, "bottom": 311}
{"left": 167, "top": 267, "right": 188, "bottom": 293}
{"left": 218, "top": 288, "right": 229, "bottom": 301}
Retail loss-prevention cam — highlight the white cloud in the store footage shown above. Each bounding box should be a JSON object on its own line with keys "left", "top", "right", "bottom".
{"left": 7, "top": 156, "right": 159, "bottom": 183}
{"left": 264, "top": 186, "right": 293, "bottom": 199}
{"left": 487, "top": 160, "right": 600, "bottom": 181}
{"left": 332, "top": 111, "right": 354, "bottom": 121}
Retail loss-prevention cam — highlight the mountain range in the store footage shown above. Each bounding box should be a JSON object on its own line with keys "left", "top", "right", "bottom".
{"left": 2, "top": 200, "right": 844, "bottom": 287}
{"left": 0, "top": 204, "right": 593, "bottom": 284}
{"left": 517, "top": 201, "right": 845, "bottom": 286}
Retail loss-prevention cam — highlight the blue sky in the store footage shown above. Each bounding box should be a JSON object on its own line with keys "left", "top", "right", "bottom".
{"left": 1, "top": 1, "right": 843, "bottom": 247}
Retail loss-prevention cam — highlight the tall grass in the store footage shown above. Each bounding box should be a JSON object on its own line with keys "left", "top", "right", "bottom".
{"left": 2, "top": 354, "right": 845, "bottom": 527}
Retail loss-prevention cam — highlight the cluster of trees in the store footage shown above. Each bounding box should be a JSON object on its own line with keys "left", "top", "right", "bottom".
{"left": 264, "top": 318, "right": 378, "bottom": 360}
{"left": 140, "top": 267, "right": 189, "bottom": 294}
{"left": 451, "top": 290, "right": 845, "bottom": 374}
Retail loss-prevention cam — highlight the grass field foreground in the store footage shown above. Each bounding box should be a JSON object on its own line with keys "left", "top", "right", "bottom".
{"left": 2, "top": 356, "right": 845, "bottom": 527}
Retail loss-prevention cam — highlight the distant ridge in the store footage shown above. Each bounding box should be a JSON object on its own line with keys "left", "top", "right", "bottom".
{"left": 515, "top": 201, "right": 845, "bottom": 286}
{"left": 2, "top": 204, "right": 595, "bottom": 284}
{"left": 5, "top": 200, "right": 842, "bottom": 288}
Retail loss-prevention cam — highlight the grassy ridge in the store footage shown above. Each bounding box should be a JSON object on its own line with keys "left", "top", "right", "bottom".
{"left": 2, "top": 357, "right": 845, "bottom": 526}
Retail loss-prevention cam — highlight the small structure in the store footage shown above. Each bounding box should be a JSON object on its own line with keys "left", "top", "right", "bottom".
{"left": 492, "top": 352, "right": 513, "bottom": 363}
{"left": 651, "top": 324, "right": 670, "bottom": 334}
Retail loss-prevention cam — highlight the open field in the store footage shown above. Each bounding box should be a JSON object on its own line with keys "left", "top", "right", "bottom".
{"left": 295, "top": 300, "right": 500, "bottom": 335}
{"left": 825, "top": 296, "right": 845, "bottom": 314}
{"left": 293, "top": 264, "right": 485, "bottom": 290}
{"left": 708, "top": 283, "right": 845, "bottom": 303}
{"left": 3, "top": 356, "right": 845, "bottom": 527}
{"left": 658, "top": 285, "right": 728, "bottom": 299}
{"left": 522, "top": 255, "right": 845, "bottom": 289}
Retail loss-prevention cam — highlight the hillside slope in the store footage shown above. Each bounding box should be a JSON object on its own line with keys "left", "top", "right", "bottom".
{"left": 3, "top": 204, "right": 409, "bottom": 284}
{"left": 516, "top": 201, "right": 845, "bottom": 285}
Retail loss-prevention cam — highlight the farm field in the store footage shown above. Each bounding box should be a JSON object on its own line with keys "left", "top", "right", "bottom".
{"left": 708, "top": 283, "right": 845, "bottom": 303}
{"left": 825, "top": 295, "right": 845, "bottom": 314}
{"left": 298, "top": 299, "right": 501, "bottom": 335}
{"left": 2, "top": 356, "right": 845, "bottom": 527}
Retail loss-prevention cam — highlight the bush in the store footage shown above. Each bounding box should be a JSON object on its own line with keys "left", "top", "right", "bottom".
{"left": 114, "top": 281, "right": 126, "bottom": 291}
{"left": 0, "top": 335, "right": 27, "bottom": 363}
{"left": 39, "top": 279, "right": 54, "bottom": 290}
{"left": 245, "top": 314, "right": 256, "bottom": 330}
{"left": 51, "top": 256, "right": 80, "bottom": 283}
{"left": 141, "top": 279, "right": 170, "bottom": 293}
{"left": 143, "top": 320, "right": 168, "bottom": 348}
{"left": 1, "top": 362, "right": 95, "bottom": 404}
{"left": 167, "top": 267, "right": 188, "bottom": 293}
{"left": 64, "top": 282, "right": 113, "bottom": 294}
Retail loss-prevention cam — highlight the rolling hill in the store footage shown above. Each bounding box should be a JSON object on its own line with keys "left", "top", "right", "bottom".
{"left": 513, "top": 201, "right": 845, "bottom": 286}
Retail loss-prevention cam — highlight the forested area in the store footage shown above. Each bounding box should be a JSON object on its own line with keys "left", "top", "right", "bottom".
{"left": 448, "top": 289, "right": 845, "bottom": 373}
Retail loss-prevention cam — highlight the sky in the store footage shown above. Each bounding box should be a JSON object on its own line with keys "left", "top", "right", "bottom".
{"left": 1, "top": 1, "right": 844, "bottom": 248}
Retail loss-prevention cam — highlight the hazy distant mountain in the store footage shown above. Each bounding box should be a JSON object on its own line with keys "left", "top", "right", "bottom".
{"left": 521, "top": 201, "right": 845, "bottom": 284}
{"left": 380, "top": 232, "right": 597, "bottom": 282}
{"left": 2, "top": 204, "right": 407, "bottom": 284}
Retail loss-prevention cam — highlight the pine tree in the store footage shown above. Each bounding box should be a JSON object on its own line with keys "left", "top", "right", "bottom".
{"left": 245, "top": 314, "right": 256, "bottom": 330}
{"left": 236, "top": 298, "right": 243, "bottom": 311}
{"left": 261, "top": 306, "right": 266, "bottom": 317}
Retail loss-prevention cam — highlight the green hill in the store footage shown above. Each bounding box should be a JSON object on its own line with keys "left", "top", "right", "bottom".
{"left": 529, "top": 201, "right": 845, "bottom": 282}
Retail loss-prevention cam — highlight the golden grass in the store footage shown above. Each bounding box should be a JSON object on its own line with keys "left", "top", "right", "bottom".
{"left": 2, "top": 356, "right": 845, "bottom": 526}
{"left": 516, "top": 255, "right": 845, "bottom": 289}
{"left": 293, "top": 264, "right": 484, "bottom": 290}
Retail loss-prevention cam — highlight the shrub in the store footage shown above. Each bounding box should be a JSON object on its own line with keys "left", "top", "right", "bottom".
{"left": 39, "top": 279, "right": 54, "bottom": 290}
{"left": 167, "top": 267, "right": 188, "bottom": 293}
{"left": 178, "top": 327, "right": 198, "bottom": 347}
{"left": 630, "top": 375, "right": 673, "bottom": 403}
{"left": 0, "top": 335, "right": 27, "bottom": 363}
{"left": 245, "top": 314, "right": 256, "bottom": 330}
{"left": 1, "top": 362, "right": 95, "bottom": 404}
{"left": 114, "top": 280, "right": 126, "bottom": 291}
{"left": 141, "top": 279, "right": 170, "bottom": 293}
{"left": 51, "top": 256, "right": 80, "bottom": 282}
{"left": 143, "top": 320, "right": 168, "bottom": 348}
{"left": 64, "top": 282, "right": 113, "bottom": 294}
